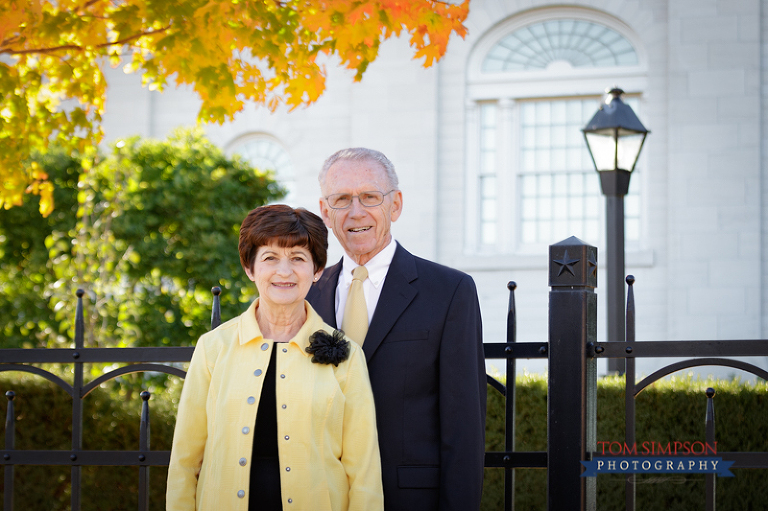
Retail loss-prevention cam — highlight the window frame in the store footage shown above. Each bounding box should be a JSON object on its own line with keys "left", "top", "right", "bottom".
{"left": 464, "top": 7, "right": 648, "bottom": 257}
{"left": 225, "top": 133, "right": 296, "bottom": 205}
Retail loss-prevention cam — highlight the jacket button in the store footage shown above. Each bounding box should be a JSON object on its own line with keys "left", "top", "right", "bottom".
{"left": 288, "top": 498, "right": 293, "bottom": 504}
{"left": 284, "top": 435, "right": 289, "bottom": 440}
{"left": 238, "top": 490, "right": 245, "bottom": 498}
{"left": 239, "top": 457, "right": 247, "bottom": 466}
{"left": 247, "top": 396, "right": 255, "bottom": 405}
{"left": 282, "top": 404, "right": 287, "bottom": 409}
{"left": 285, "top": 467, "right": 291, "bottom": 472}
{"left": 261, "top": 343, "right": 269, "bottom": 351}
{"left": 254, "top": 369, "right": 263, "bottom": 377}
{"left": 280, "top": 374, "right": 286, "bottom": 379}
{"left": 242, "top": 427, "right": 250, "bottom": 434}
{"left": 282, "top": 348, "right": 287, "bottom": 352}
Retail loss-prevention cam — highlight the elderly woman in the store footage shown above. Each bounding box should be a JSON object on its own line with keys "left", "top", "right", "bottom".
{"left": 167, "top": 205, "right": 383, "bottom": 511}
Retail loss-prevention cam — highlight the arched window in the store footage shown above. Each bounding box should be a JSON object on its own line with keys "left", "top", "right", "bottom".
{"left": 228, "top": 135, "right": 296, "bottom": 204}
{"left": 465, "top": 9, "right": 646, "bottom": 254}
{"left": 482, "top": 19, "right": 638, "bottom": 72}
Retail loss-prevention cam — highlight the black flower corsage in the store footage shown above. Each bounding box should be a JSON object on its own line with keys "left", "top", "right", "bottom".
{"left": 305, "top": 329, "right": 350, "bottom": 366}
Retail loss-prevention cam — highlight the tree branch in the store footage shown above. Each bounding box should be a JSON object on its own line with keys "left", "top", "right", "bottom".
{"left": 78, "top": 0, "right": 103, "bottom": 12}
{"left": 101, "top": 24, "right": 172, "bottom": 48}
{"left": 0, "top": 24, "right": 172, "bottom": 56}
{"left": 0, "top": 35, "right": 21, "bottom": 48}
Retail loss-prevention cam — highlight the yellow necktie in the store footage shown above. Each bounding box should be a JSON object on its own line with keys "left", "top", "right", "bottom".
{"left": 341, "top": 266, "right": 369, "bottom": 344}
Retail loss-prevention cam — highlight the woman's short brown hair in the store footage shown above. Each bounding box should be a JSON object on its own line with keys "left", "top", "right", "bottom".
{"left": 239, "top": 205, "right": 328, "bottom": 273}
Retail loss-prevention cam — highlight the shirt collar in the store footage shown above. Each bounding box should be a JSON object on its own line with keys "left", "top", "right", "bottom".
{"left": 340, "top": 238, "right": 397, "bottom": 290}
{"left": 239, "top": 298, "right": 331, "bottom": 356}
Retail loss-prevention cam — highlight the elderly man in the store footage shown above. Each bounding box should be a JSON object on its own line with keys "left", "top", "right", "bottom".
{"left": 306, "top": 148, "right": 486, "bottom": 511}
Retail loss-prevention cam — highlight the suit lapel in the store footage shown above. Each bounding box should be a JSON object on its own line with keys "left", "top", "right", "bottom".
{"left": 363, "top": 243, "right": 418, "bottom": 361}
{"left": 310, "top": 259, "right": 342, "bottom": 328}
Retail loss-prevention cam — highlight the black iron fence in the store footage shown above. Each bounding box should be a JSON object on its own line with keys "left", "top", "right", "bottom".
{"left": 590, "top": 275, "right": 768, "bottom": 511}
{"left": 0, "top": 287, "right": 200, "bottom": 511}
{"left": 1, "top": 237, "right": 767, "bottom": 510}
{"left": 483, "top": 238, "right": 768, "bottom": 510}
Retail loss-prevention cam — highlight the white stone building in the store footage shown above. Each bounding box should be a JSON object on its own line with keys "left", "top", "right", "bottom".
{"left": 101, "top": 0, "right": 768, "bottom": 379}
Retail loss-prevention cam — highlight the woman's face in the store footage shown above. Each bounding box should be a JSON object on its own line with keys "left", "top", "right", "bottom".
{"left": 244, "top": 243, "right": 322, "bottom": 310}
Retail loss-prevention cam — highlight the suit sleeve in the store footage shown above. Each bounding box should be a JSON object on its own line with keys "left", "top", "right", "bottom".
{"left": 166, "top": 338, "right": 212, "bottom": 511}
{"left": 340, "top": 343, "right": 384, "bottom": 510}
{"left": 438, "top": 274, "right": 486, "bottom": 511}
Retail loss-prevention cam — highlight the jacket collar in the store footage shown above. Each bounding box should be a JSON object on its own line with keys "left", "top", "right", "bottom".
{"left": 362, "top": 242, "right": 418, "bottom": 359}
{"left": 239, "top": 298, "right": 331, "bottom": 356}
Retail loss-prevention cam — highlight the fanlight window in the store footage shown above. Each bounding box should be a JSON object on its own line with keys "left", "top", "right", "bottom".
{"left": 232, "top": 137, "right": 295, "bottom": 203}
{"left": 482, "top": 20, "right": 638, "bottom": 72}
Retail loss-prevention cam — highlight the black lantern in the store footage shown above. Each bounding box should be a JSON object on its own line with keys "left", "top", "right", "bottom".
{"left": 582, "top": 87, "right": 649, "bottom": 374}
{"left": 583, "top": 87, "right": 649, "bottom": 195}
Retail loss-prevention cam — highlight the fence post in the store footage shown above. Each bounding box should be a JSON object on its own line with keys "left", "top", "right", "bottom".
{"left": 625, "top": 276, "right": 637, "bottom": 511}
{"left": 705, "top": 388, "right": 716, "bottom": 511}
{"left": 4, "top": 390, "right": 15, "bottom": 510}
{"left": 547, "top": 236, "right": 597, "bottom": 511}
{"left": 505, "top": 281, "right": 517, "bottom": 511}
{"left": 138, "top": 391, "right": 151, "bottom": 511}
{"left": 72, "top": 289, "right": 85, "bottom": 511}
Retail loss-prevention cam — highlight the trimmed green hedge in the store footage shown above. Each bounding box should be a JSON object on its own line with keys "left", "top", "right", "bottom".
{"left": 0, "top": 373, "right": 765, "bottom": 510}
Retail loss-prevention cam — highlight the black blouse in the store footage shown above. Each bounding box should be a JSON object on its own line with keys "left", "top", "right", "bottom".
{"left": 249, "top": 345, "right": 282, "bottom": 511}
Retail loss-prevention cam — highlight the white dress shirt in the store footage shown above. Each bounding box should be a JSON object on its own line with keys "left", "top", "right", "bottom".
{"left": 334, "top": 239, "right": 397, "bottom": 330}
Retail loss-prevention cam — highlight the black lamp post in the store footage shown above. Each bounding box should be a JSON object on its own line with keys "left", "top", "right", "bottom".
{"left": 582, "top": 87, "right": 649, "bottom": 374}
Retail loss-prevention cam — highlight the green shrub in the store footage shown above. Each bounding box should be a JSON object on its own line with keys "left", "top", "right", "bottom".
{"left": 0, "top": 372, "right": 765, "bottom": 510}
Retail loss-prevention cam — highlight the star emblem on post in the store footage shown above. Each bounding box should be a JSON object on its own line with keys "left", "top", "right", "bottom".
{"left": 588, "top": 250, "right": 597, "bottom": 277}
{"left": 549, "top": 236, "right": 596, "bottom": 289}
{"left": 553, "top": 249, "right": 580, "bottom": 276}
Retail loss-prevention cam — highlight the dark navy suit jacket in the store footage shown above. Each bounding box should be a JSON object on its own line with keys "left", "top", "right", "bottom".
{"left": 307, "top": 243, "right": 486, "bottom": 511}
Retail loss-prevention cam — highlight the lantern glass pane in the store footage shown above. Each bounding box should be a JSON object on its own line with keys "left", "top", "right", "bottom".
{"left": 584, "top": 132, "right": 617, "bottom": 171}
{"left": 617, "top": 133, "right": 645, "bottom": 171}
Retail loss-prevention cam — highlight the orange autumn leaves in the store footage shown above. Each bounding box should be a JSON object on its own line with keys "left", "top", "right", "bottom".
{"left": 0, "top": 0, "right": 469, "bottom": 216}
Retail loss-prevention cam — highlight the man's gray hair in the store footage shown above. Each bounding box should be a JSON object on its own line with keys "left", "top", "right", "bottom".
{"left": 319, "top": 148, "right": 399, "bottom": 191}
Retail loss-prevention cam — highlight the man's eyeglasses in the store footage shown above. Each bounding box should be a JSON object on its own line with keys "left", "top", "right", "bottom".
{"left": 324, "top": 190, "right": 396, "bottom": 210}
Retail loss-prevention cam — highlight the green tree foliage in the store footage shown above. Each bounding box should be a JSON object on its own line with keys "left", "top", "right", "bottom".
{"left": 0, "top": 128, "right": 283, "bottom": 354}
{"left": 0, "top": 0, "right": 469, "bottom": 216}
{"left": 0, "top": 150, "right": 81, "bottom": 348}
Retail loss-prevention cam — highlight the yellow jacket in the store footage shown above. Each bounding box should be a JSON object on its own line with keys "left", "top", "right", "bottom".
{"left": 167, "top": 299, "right": 383, "bottom": 510}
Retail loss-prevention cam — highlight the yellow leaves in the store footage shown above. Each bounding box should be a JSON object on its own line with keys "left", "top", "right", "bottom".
{"left": 0, "top": 171, "right": 30, "bottom": 214}
{"left": 281, "top": 60, "right": 327, "bottom": 111}
{"left": 0, "top": 160, "right": 54, "bottom": 217}
{"left": 396, "top": 0, "right": 470, "bottom": 67}
{"left": 33, "top": 181, "right": 55, "bottom": 217}
{"left": 0, "top": 2, "right": 32, "bottom": 48}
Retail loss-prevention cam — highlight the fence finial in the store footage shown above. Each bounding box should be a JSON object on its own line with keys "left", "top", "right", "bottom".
{"left": 626, "top": 275, "right": 635, "bottom": 344}
{"left": 140, "top": 391, "right": 151, "bottom": 451}
{"left": 5, "top": 390, "right": 15, "bottom": 448}
{"left": 211, "top": 286, "right": 222, "bottom": 330}
{"left": 507, "top": 281, "right": 517, "bottom": 344}
{"left": 75, "top": 289, "right": 85, "bottom": 349}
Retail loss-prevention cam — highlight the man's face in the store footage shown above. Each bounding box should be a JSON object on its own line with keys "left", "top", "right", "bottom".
{"left": 319, "top": 159, "right": 403, "bottom": 266}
